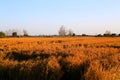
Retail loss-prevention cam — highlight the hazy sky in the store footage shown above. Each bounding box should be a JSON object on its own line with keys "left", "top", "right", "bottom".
{"left": 0, "top": 0, "right": 120, "bottom": 35}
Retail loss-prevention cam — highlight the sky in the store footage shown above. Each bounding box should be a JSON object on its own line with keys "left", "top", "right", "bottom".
{"left": 0, "top": 0, "right": 120, "bottom": 35}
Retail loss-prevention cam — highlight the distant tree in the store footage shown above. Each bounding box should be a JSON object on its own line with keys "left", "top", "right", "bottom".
{"left": 5, "top": 29, "right": 21, "bottom": 37}
{"left": 73, "top": 33, "right": 76, "bottom": 36}
{"left": 68, "top": 29, "right": 74, "bottom": 36}
{"left": 58, "top": 25, "right": 66, "bottom": 36}
{"left": 118, "top": 34, "right": 120, "bottom": 36}
{"left": 5, "top": 29, "right": 13, "bottom": 36}
{"left": 111, "top": 33, "right": 117, "bottom": 37}
{"left": 23, "top": 29, "right": 28, "bottom": 36}
{"left": 105, "top": 30, "right": 111, "bottom": 34}
{"left": 96, "top": 34, "right": 102, "bottom": 37}
{"left": 0, "top": 32, "right": 6, "bottom": 38}
{"left": 104, "top": 30, "right": 111, "bottom": 36}
{"left": 12, "top": 32, "right": 17, "bottom": 37}
{"left": 82, "top": 34, "right": 87, "bottom": 36}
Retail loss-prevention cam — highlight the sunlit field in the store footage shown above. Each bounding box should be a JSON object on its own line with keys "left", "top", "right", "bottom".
{"left": 0, "top": 37, "right": 120, "bottom": 80}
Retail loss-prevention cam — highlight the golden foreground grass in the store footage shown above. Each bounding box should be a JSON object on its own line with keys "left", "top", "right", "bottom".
{"left": 0, "top": 37, "right": 120, "bottom": 80}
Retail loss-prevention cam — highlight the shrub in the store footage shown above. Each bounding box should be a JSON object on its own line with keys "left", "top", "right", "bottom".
{"left": 12, "top": 32, "right": 17, "bottom": 37}
{"left": 0, "top": 32, "right": 6, "bottom": 38}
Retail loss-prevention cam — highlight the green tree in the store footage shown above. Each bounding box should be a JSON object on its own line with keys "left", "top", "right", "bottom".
{"left": 0, "top": 32, "right": 6, "bottom": 38}
{"left": 12, "top": 32, "right": 17, "bottom": 37}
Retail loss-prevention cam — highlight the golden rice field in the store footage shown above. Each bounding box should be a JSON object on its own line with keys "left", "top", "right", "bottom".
{"left": 0, "top": 37, "right": 120, "bottom": 80}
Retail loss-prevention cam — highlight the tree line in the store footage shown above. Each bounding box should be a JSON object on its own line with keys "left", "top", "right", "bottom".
{"left": 58, "top": 26, "right": 120, "bottom": 37}
{"left": 0, "top": 29, "right": 28, "bottom": 38}
{"left": 0, "top": 26, "right": 120, "bottom": 38}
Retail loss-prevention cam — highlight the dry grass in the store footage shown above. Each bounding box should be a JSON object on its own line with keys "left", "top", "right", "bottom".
{"left": 0, "top": 37, "right": 120, "bottom": 80}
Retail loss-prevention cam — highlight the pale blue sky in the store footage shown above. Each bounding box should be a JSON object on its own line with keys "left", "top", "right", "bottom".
{"left": 0, "top": 0, "right": 120, "bottom": 35}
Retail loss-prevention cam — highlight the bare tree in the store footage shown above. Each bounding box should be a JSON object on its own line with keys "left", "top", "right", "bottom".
{"left": 104, "top": 30, "right": 111, "bottom": 36}
{"left": 105, "top": 30, "right": 111, "bottom": 35}
{"left": 5, "top": 29, "right": 21, "bottom": 37}
{"left": 5, "top": 29, "right": 14, "bottom": 36}
{"left": 68, "top": 29, "right": 74, "bottom": 36}
{"left": 58, "top": 25, "right": 66, "bottom": 36}
{"left": 23, "top": 29, "right": 28, "bottom": 36}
